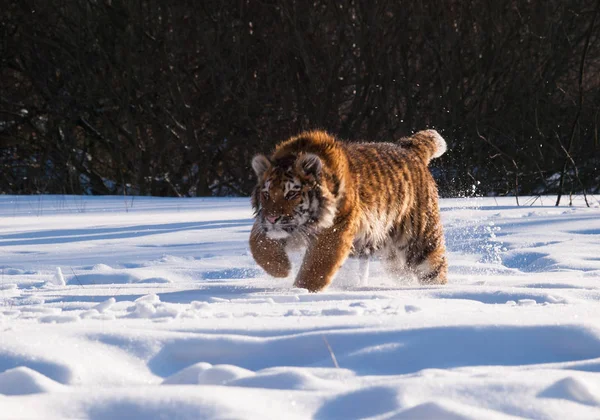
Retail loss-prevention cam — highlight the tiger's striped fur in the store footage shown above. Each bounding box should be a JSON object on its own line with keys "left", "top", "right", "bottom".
{"left": 250, "top": 129, "right": 448, "bottom": 292}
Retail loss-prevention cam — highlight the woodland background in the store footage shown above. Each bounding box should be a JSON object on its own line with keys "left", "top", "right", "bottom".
{"left": 1, "top": 0, "right": 599, "bottom": 202}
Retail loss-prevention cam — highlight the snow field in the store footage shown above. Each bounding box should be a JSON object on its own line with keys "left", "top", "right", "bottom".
{"left": 1, "top": 195, "right": 600, "bottom": 419}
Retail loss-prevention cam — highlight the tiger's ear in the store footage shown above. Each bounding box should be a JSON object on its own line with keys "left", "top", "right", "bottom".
{"left": 296, "top": 153, "right": 322, "bottom": 177}
{"left": 252, "top": 154, "right": 271, "bottom": 178}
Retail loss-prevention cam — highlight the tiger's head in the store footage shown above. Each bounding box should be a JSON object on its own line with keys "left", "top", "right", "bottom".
{"left": 251, "top": 152, "right": 336, "bottom": 240}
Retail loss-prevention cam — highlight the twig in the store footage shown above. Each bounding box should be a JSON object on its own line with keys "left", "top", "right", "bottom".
{"left": 555, "top": 133, "right": 590, "bottom": 207}
{"left": 524, "top": 195, "right": 541, "bottom": 206}
{"left": 476, "top": 126, "right": 520, "bottom": 206}
{"left": 70, "top": 267, "right": 84, "bottom": 287}
{"left": 322, "top": 335, "right": 340, "bottom": 369}
{"left": 556, "top": 0, "right": 599, "bottom": 206}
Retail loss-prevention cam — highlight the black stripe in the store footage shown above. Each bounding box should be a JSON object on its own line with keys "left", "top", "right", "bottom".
{"left": 420, "top": 262, "right": 443, "bottom": 283}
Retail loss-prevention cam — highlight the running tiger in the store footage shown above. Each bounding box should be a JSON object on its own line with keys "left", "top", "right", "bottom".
{"left": 249, "top": 129, "right": 448, "bottom": 292}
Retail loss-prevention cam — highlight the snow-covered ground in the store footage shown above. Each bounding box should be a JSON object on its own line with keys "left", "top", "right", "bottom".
{"left": 1, "top": 194, "right": 600, "bottom": 419}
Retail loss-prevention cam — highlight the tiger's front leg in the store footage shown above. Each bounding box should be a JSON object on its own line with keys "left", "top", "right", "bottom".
{"left": 294, "top": 219, "right": 356, "bottom": 292}
{"left": 249, "top": 222, "right": 291, "bottom": 278}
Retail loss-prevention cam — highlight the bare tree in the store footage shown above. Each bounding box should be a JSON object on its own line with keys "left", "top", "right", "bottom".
{"left": 1, "top": 0, "right": 599, "bottom": 198}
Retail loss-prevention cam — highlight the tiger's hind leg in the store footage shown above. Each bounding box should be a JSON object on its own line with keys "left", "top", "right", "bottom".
{"left": 382, "top": 228, "right": 448, "bottom": 285}
{"left": 413, "top": 249, "right": 448, "bottom": 285}
{"left": 410, "top": 220, "right": 448, "bottom": 285}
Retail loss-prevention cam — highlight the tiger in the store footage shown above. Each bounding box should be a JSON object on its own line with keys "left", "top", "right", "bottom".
{"left": 249, "top": 129, "right": 448, "bottom": 292}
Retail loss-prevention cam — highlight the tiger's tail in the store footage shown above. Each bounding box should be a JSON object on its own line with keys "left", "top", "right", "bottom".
{"left": 398, "top": 129, "right": 447, "bottom": 164}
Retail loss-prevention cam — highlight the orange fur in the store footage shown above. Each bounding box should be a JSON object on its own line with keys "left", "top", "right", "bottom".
{"left": 250, "top": 130, "right": 447, "bottom": 292}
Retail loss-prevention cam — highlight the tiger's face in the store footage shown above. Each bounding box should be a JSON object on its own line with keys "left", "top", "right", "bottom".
{"left": 251, "top": 153, "right": 332, "bottom": 240}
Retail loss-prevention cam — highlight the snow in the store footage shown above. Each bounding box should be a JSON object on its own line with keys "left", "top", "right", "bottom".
{"left": 1, "top": 194, "right": 600, "bottom": 419}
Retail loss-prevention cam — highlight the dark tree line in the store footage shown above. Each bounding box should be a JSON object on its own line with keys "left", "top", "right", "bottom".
{"left": 1, "top": 0, "right": 599, "bottom": 199}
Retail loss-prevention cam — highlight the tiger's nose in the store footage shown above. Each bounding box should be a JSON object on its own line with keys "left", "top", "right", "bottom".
{"left": 266, "top": 215, "right": 280, "bottom": 224}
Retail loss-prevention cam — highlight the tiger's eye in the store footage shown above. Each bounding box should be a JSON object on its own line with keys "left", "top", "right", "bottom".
{"left": 286, "top": 191, "right": 300, "bottom": 200}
